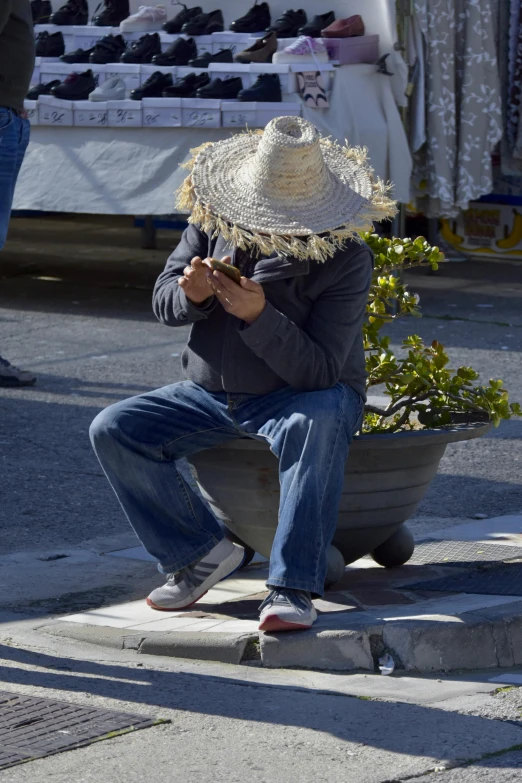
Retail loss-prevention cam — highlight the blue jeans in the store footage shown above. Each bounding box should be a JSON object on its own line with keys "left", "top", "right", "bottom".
{"left": 90, "top": 380, "right": 364, "bottom": 596}
{"left": 0, "top": 108, "right": 30, "bottom": 249}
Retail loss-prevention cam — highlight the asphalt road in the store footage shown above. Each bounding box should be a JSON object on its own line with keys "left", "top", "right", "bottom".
{"left": 0, "top": 218, "right": 521, "bottom": 555}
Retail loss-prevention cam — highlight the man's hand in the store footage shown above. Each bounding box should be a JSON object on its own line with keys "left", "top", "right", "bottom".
{"left": 206, "top": 258, "right": 266, "bottom": 324}
{"left": 178, "top": 256, "right": 213, "bottom": 304}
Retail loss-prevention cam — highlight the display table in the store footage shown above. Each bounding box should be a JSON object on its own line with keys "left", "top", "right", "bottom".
{"left": 13, "top": 65, "right": 411, "bottom": 215}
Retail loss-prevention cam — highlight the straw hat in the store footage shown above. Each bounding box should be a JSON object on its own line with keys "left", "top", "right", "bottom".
{"left": 177, "top": 116, "right": 396, "bottom": 262}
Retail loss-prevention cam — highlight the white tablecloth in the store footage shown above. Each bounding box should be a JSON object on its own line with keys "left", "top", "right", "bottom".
{"left": 13, "top": 65, "right": 412, "bottom": 215}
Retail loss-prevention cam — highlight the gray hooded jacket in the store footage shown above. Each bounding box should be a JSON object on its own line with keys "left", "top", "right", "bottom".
{"left": 152, "top": 224, "right": 373, "bottom": 398}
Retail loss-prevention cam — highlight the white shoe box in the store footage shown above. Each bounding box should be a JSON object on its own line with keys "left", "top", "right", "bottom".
{"left": 249, "top": 63, "right": 291, "bottom": 93}
{"left": 142, "top": 97, "right": 182, "bottom": 127}
{"left": 23, "top": 100, "right": 39, "bottom": 125}
{"left": 38, "top": 95, "right": 74, "bottom": 126}
{"left": 139, "top": 64, "right": 177, "bottom": 85}
{"left": 176, "top": 66, "right": 212, "bottom": 80}
{"left": 34, "top": 24, "right": 75, "bottom": 53}
{"left": 107, "top": 99, "right": 142, "bottom": 127}
{"left": 181, "top": 98, "right": 221, "bottom": 128}
{"left": 32, "top": 57, "right": 42, "bottom": 86}
{"left": 73, "top": 100, "right": 108, "bottom": 127}
{"left": 221, "top": 100, "right": 301, "bottom": 129}
{"left": 194, "top": 35, "right": 214, "bottom": 55}
{"left": 39, "top": 61, "right": 74, "bottom": 85}
{"left": 208, "top": 63, "right": 253, "bottom": 89}
{"left": 103, "top": 64, "right": 141, "bottom": 96}
{"left": 89, "top": 64, "right": 108, "bottom": 87}
{"left": 210, "top": 31, "right": 261, "bottom": 56}
{"left": 72, "top": 25, "right": 112, "bottom": 51}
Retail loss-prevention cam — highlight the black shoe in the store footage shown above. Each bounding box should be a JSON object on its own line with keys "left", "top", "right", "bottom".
{"left": 51, "top": 69, "right": 97, "bottom": 100}
{"left": 60, "top": 47, "right": 96, "bottom": 64}
{"left": 130, "top": 71, "right": 173, "bottom": 100}
{"left": 120, "top": 33, "right": 161, "bottom": 64}
{"left": 92, "top": 0, "right": 130, "bottom": 26}
{"left": 188, "top": 48, "right": 233, "bottom": 68}
{"left": 89, "top": 34, "right": 126, "bottom": 64}
{"left": 298, "top": 11, "right": 335, "bottom": 37}
{"left": 230, "top": 2, "right": 270, "bottom": 33}
{"left": 27, "top": 79, "right": 61, "bottom": 100}
{"left": 238, "top": 73, "right": 281, "bottom": 102}
{"left": 196, "top": 76, "right": 243, "bottom": 99}
{"left": 267, "top": 9, "right": 307, "bottom": 37}
{"left": 181, "top": 9, "right": 224, "bottom": 35}
{"left": 31, "top": 0, "right": 52, "bottom": 24}
{"left": 163, "top": 4, "right": 202, "bottom": 33}
{"left": 50, "top": 0, "right": 89, "bottom": 25}
{"left": 151, "top": 37, "right": 197, "bottom": 66}
{"left": 163, "top": 72, "right": 210, "bottom": 97}
{"left": 35, "top": 31, "right": 65, "bottom": 57}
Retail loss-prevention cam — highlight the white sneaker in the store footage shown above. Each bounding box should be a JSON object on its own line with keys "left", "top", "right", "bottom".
{"left": 120, "top": 5, "right": 167, "bottom": 33}
{"left": 89, "top": 77, "right": 126, "bottom": 101}
{"left": 258, "top": 589, "right": 317, "bottom": 632}
{"left": 146, "top": 539, "right": 245, "bottom": 610}
{"left": 273, "top": 36, "right": 330, "bottom": 64}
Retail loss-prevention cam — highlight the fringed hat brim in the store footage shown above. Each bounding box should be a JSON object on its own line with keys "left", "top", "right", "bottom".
{"left": 177, "top": 127, "right": 397, "bottom": 262}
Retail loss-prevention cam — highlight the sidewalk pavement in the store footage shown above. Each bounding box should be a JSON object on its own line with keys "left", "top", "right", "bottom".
{"left": 5, "top": 511, "right": 521, "bottom": 673}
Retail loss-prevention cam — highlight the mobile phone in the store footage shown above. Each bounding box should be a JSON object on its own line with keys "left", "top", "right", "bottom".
{"left": 209, "top": 259, "right": 242, "bottom": 284}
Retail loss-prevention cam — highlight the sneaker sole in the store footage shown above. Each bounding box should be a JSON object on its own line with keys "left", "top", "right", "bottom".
{"left": 258, "top": 614, "right": 313, "bottom": 632}
{"left": 146, "top": 544, "right": 245, "bottom": 611}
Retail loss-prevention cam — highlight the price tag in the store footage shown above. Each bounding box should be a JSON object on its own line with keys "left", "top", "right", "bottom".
{"left": 144, "top": 108, "right": 181, "bottom": 127}
{"left": 223, "top": 111, "right": 250, "bottom": 127}
{"left": 183, "top": 109, "right": 219, "bottom": 128}
{"left": 109, "top": 107, "right": 142, "bottom": 127}
{"left": 39, "top": 107, "right": 72, "bottom": 126}
{"left": 143, "top": 111, "right": 160, "bottom": 126}
{"left": 75, "top": 109, "right": 108, "bottom": 127}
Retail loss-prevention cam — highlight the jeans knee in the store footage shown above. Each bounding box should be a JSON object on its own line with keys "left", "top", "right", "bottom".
{"left": 89, "top": 404, "right": 123, "bottom": 449}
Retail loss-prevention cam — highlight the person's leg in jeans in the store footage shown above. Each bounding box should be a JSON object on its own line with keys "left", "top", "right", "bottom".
{"left": 0, "top": 107, "right": 36, "bottom": 387}
{"left": 235, "top": 383, "right": 364, "bottom": 597}
{"left": 90, "top": 380, "right": 246, "bottom": 607}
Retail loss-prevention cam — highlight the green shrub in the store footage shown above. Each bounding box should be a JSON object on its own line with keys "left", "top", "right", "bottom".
{"left": 361, "top": 233, "right": 521, "bottom": 433}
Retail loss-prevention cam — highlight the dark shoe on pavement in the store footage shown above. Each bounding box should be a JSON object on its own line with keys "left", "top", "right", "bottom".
{"left": 298, "top": 11, "right": 335, "bottom": 37}
{"left": 50, "top": 0, "right": 89, "bottom": 25}
{"left": 147, "top": 539, "right": 244, "bottom": 611}
{"left": 163, "top": 4, "right": 202, "bottom": 33}
{"left": 267, "top": 9, "right": 307, "bottom": 37}
{"left": 35, "top": 31, "right": 65, "bottom": 57}
{"left": 60, "top": 47, "right": 96, "bottom": 64}
{"left": 27, "top": 79, "right": 61, "bottom": 99}
{"left": 234, "top": 31, "right": 277, "bottom": 63}
{"left": 92, "top": 0, "right": 130, "bottom": 26}
{"left": 130, "top": 70, "right": 173, "bottom": 100}
{"left": 120, "top": 33, "right": 161, "bottom": 63}
{"left": 31, "top": 0, "right": 53, "bottom": 24}
{"left": 188, "top": 48, "right": 233, "bottom": 68}
{"left": 196, "top": 76, "right": 243, "bottom": 99}
{"left": 89, "top": 34, "right": 127, "bottom": 64}
{"left": 230, "top": 1, "right": 270, "bottom": 33}
{"left": 238, "top": 73, "right": 282, "bottom": 102}
{"left": 181, "top": 9, "right": 224, "bottom": 35}
{"left": 162, "top": 72, "right": 210, "bottom": 97}
{"left": 0, "top": 357, "right": 36, "bottom": 388}
{"left": 51, "top": 69, "right": 97, "bottom": 100}
{"left": 151, "top": 36, "right": 197, "bottom": 66}
{"left": 321, "top": 14, "right": 365, "bottom": 38}
{"left": 258, "top": 589, "right": 317, "bottom": 632}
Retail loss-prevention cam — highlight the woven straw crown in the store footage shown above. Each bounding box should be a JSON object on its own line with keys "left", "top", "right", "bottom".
{"left": 178, "top": 116, "right": 397, "bottom": 262}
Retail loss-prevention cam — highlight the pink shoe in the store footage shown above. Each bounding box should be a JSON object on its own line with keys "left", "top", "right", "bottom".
{"left": 321, "top": 14, "right": 365, "bottom": 39}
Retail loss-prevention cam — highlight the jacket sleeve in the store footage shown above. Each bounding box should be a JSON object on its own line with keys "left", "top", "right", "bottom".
{"left": 0, "top": 1, "right": 13, "bottom": 35}
{"left": 152, "top": 223, "right": 217, "bottom": 326}
{"left": 239, "top": 248, "right": 373, "bottom": 391}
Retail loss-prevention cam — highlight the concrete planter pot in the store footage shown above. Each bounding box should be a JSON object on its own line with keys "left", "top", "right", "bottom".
{"left": 189, "top": 421, "right": 491, "bottom": 584}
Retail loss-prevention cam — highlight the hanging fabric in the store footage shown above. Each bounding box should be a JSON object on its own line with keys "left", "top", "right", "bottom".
{"left": 412, "top": 0, "right": 502, "bottom": 217}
